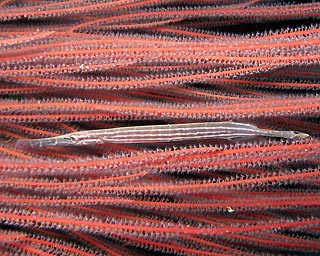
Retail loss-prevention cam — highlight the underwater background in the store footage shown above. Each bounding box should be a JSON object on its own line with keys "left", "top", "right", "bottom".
{"left": 0, "top": 0, "right": 319, "bottom": 255}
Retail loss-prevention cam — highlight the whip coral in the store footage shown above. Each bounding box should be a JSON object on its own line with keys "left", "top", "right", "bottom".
{"left": 0, "top": 0, "right": 319, "bottom": 255}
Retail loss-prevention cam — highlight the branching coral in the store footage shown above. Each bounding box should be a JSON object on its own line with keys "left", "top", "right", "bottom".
{"left": 0, "top": 0, "right": 319, "bottom": 255}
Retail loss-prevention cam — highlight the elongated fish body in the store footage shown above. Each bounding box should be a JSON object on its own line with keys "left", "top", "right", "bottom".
{"left": 15, "top": 121, "right": 309, "bottom": 148}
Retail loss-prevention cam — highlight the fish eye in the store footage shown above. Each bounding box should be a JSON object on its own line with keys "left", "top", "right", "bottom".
{"left": 70, "top": 136, "right": 78, "bottom": 143}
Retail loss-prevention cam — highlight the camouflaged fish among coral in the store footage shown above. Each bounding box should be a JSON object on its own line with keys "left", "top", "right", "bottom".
{"left": 0, "top": 0, "right": 319, "bottom": 255}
